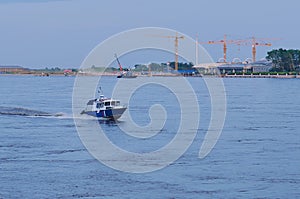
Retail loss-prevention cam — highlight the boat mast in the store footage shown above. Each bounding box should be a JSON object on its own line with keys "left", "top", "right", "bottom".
{"left": 98, "top": 87, "right": 104, "bottom": 99}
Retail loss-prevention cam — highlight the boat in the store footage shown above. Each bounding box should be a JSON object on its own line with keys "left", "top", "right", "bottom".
{"left": 117, "top": 71, "right": 137, "bottom": 78}
{"left": 80, "top": 89, "right": 127, "bottom": 120}
{"left": 115, "top": 54, "right": 137, "bottom": 78}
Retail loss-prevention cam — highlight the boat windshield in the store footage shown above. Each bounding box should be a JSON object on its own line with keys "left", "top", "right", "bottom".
{"left": 96, "top": 103, "right": 104, "bottom": 109}
{"left": 103, "top": 100, "right": 121, "bottom": 107}
{"left": 111, "top": 100, "right": 120, "bottom": 106}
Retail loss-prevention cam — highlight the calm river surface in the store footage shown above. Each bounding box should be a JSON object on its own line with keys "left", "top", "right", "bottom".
{"left": 0, "top": 75, "right": 299, "bottom": 198}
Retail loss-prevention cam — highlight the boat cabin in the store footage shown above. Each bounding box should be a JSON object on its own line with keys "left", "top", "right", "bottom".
{"left": 85, "top": 96, "right": 122, "bottom": 112}
{"left": 95, "top": 100, "right": 121, "bottom": 109}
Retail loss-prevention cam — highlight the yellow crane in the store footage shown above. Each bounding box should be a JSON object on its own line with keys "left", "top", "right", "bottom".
{"left": 151, "top": 32, "right": 184, "bottom": 71}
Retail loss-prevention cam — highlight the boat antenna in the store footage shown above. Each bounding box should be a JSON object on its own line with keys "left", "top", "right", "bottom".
{"left": 115, "top": 53, "right": 123, "bottom": 71}
{"left": 98, "top": 87, "right": 103, "bottom": 94}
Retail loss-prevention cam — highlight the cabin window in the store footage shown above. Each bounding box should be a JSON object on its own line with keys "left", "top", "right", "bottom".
{"left": 111, "top": 101, "right": 115, "bottom": 106}
{"left": 104, "top": 101, "right": 110, "bottom": 106}
{"left": 96, "top": 103, "right": 104, "bottom": 108}
{"left": 116, "top": 101, "right": 120, "bottom": 106}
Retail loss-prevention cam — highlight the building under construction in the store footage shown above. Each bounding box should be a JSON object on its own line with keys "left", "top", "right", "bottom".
{"left": 194, "top": 60, "right": 272, "bottom": 74}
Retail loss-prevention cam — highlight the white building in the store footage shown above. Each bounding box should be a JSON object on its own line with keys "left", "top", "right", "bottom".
{"left": 193, "top": 60, "right": 273, "bottom": 74}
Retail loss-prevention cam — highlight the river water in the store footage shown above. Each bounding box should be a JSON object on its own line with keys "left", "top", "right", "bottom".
{"left": 0, "top": 75, "right": 299, "bottom": 198}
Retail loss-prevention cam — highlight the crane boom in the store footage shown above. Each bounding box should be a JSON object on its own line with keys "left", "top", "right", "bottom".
{"left": 200, "top": 35, "right": 277, "bottom": 63}
{"left": 114, "top": 54, "right": 123, "bottom": 71}
{"left": 200, "top": 34, "right": 242, "bottom": 63}
{"left": 235, "top": 37, "right": 274, "bottom": 62}
{"left": 251, "top": 37, "right": 272, "bottom": 62}
{"left": 149, "top": 32, "right": 184, "bottom": 71}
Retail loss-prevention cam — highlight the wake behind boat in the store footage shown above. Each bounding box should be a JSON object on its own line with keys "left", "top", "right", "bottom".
{"left": 80, "top": 89, "right": 127, "bottom": 120}
{"left": 0, "top": 106, "right": 63, "bottom": 117}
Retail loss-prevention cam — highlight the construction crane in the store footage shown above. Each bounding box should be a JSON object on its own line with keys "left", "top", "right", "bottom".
{"left": 233, "top": 37, "right": 274, "bottom": 62}
{"left": 150, "top": 32, "right": 184, "bottom": 71}
{"left": 250, "top": 37, "right": 272, "bottom": 62}
{"left": 200, "top": 35, "right": 277, "bottom": 63}
{"left": 199, "top": 34, "right": 242, "bottom": 63}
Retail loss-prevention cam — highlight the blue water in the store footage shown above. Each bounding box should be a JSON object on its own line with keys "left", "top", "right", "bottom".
{"left": 0, "top": 75, "right": 299, "bottom": 198}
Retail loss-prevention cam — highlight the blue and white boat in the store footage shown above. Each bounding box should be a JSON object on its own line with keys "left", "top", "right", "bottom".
{"left": 81, "top": 93, "right": 127, "bottom": 120}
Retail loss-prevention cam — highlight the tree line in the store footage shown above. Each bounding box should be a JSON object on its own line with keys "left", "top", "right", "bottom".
{"left": 266, "top": 49, "right": 300, "bottom": 72}
{"left": 133, "top": 62, "right": 195, "bottom": 72}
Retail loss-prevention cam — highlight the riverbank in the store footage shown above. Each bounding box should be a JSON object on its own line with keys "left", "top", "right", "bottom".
{"left": 222, "top": 74, "right": 300, "bottom": 78}
{"left": 1, "top": 72, "right": 300, "bottom": 78}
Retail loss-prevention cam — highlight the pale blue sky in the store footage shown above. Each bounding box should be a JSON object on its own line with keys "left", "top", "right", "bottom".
{"left": 0, "top": 0, "right": 298, "bottom": 68}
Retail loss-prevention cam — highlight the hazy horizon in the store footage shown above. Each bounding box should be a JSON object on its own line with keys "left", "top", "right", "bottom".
{"left": 0, "top": 0, "right": 298, "bottom": 68}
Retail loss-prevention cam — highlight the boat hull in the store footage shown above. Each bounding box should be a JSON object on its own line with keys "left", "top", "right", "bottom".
{"left": 117, "top": 74, "right": 137, "bottom": 78}
{"left": 82, "top": 107, "right": 126, "bottom": 120}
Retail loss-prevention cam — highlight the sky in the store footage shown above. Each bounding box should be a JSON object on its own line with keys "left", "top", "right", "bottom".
{"left": 0, "top": 0, "right": 299, "bottom": 68}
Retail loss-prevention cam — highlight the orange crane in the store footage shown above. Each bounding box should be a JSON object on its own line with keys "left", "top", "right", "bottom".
{"left": 233, "top": 37, "right": 274, "bottom": 62}
{"left": 150, "top": 32, "right": 184, "bottom": 71}
{"left": 249, "top": 37, "right": 272, "bottom": 62}
{"left": 199, "top": 34, "right": 243, "bottom": 63}
{"left": 200, "top": 35, "right": 276, "bottom": 63}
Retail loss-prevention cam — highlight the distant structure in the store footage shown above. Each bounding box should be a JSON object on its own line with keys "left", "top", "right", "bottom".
{"left": 193, "top": 60, "right": 272, "bottom": 74}
{"left": 0, "top": 65, "right": 29, "bottom": 74}
{"left": 198, "top": 34, "right": 243, "bottom": 63}
{"left": 248, "top": 60, "right": 273, "bottom": 73}
{"left": 151, "top": 32, "right": 184, "bottom": 71}
{"left": 198, "top": 35, "right": 276, "bottom": 63}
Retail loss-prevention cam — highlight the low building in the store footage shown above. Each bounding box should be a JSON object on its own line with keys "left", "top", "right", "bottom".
{"left": 0, "top": 65, "right": 29, "bottom": 73}
{"left": 193, "top": 62, "right": 226, "bottom": 74}
{"left": 217, "top": 63, "right": 251, "bottom": 74}
{"left": 193, "top": 60, "right": 273, "bottom": 74}
{"left": 246, "top": 60, "right": 272, "bottom": 72}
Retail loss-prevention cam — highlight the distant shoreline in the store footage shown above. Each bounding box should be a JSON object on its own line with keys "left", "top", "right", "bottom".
{"left": 1, "top": 72, "right": 300, "bottom": 79}
{"left": 222, "top": 74, "right": 300, "bottom": 79}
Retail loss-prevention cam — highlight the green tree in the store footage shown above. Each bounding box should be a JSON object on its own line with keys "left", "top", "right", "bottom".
{"left": 267, "top": 48, "right": 300, "bottom": 72}
{"left": 167, "top": 62, "right": 194, "bottom": 70}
